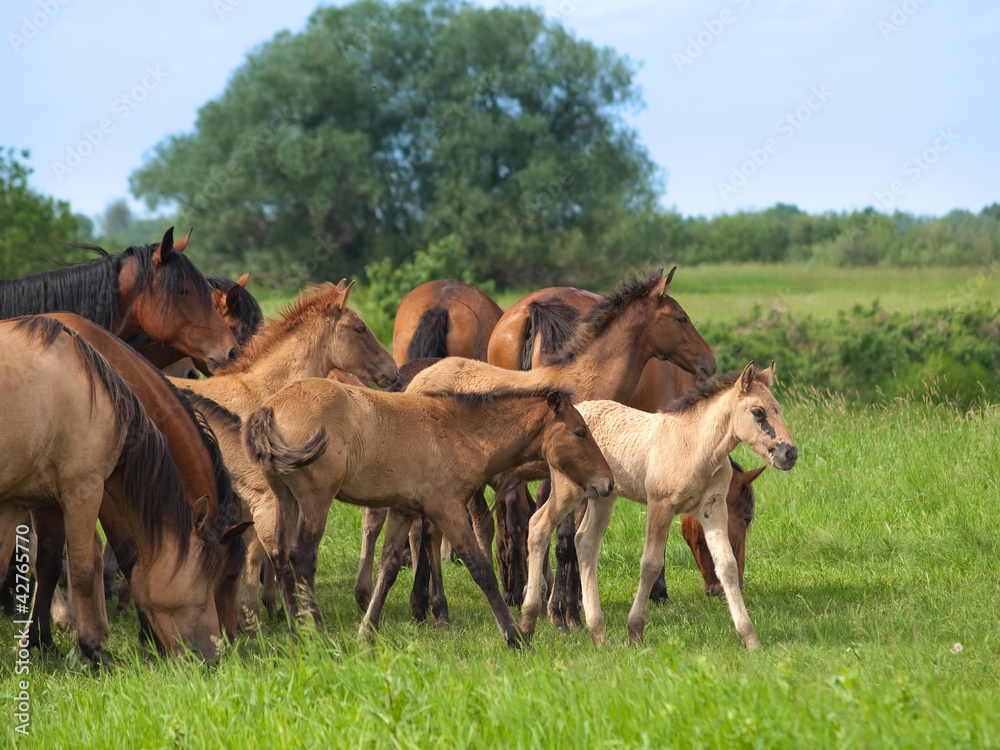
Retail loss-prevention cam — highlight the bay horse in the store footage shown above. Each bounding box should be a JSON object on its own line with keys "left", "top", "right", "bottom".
{"left": 29, "top": 313, "right": 252, "bottom": 648}
{"left": 136, "top": 273, "right": 262, "bottom": 372}
{"left": 355, "top": 279, "right": 504, "bottom": 618}
{"left": 520, "top": 362, "right": 797, "bottom": 649}
{"left": 0, "top": 227, "right": 238, "bottom": 373}
{"left": 0, "top": 317, "right": 225, "bottom": 666}
{"left": 169, "top": 281, "right": 398, "bottom": 629}
{"left": 439, "top": 269, "right": 715, "bottom": 604}
{"left": 242, "top": 379, "right": 614, "bottom": 647}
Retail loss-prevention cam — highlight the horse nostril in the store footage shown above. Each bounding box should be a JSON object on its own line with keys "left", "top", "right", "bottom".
{"left": 786, "top": 446, "right": 798, "bottom": 465}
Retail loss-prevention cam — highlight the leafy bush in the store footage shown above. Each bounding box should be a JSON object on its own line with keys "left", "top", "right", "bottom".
{"left": 702, "top": 301, "right": 1000, "bottom": 406}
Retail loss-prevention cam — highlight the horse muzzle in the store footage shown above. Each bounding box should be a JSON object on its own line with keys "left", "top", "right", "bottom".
{"left": 769, "top": 442, "right": 798, "bottom": 471}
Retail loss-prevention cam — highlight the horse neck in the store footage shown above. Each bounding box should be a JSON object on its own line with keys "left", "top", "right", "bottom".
{"left": 113, "top": 255, "right": 144, "bottom": 340}
{"left": 148, "top": 397, "right": 220, "bottom": 516}
{"left": 553, "top": 302, "right": 652, "bottom": 402}
{"left": 101, "top": 472, "right": 169, "bottom": 564}
{"left": 229, "top": 327, "right": 330, "bottom": 399}
{"left": 452, "top": 399, "right": 546, "bottom": 477}
{"left": 673, "top": 391, "right": 744, "bottom": 476}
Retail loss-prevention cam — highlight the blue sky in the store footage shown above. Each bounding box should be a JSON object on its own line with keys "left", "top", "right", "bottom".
{"left": 2, "top": 0, "right": 997, "bottom": 224}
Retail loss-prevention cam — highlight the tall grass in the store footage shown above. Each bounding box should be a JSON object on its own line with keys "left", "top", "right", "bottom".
{"left": 4, "top": 397, "right": 1000, "bottom": 747}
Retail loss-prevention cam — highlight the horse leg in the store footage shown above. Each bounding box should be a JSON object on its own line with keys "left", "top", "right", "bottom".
{"left": 521, "top": 473, "right": 582, "bottom": 641}
{"left": 700, "top": 501, "right": 761, "bottom": 650}
{"left": 504, "top": 481, "right": 531, "bottom": 607}
{"left": 237, "top": 529, "right": 265, "bottom": 631}
{"left": 102, "top": 541, "right": 119, "bottom": 601}
{"left": 409, "top": 517, "right": 431, "bottom": 622}
{"left": 533, "top": 482, "right": 553, "bottom": 602}
{"left": 261, "top": 554, "right": 281, "bottom": 620}
{"left": 425, "top": 521, "right": 450, "bottom": 629}
{"left": 355, "top": 507, "right": 387, "bottom": 612}
{"left": 649, "top": 564, "right": 671, "bottom": 603}
{"left": 428, "top": 499, "right": 523, "bottom": 649}
{"left": 468, "top": 484, "right": 494, "bottom": 564}
{"left": 27, "top": 507, "right": 63, "bottom": 653}
{"left": 682, "top": 514, "right": 723, "bottom": 596}
{"left": 575, "top": 496, "right": 616, "bottom": 647}
{"left": 260, "top": 483, "right": 302, "bottom": 633}
{"left": 62, "top": 488, "right": 113, "bottom": 669}
{"left": 549, "top": 498, "right": 582, "bottom": 630}
{"left": 288, "top": 493, "right": 334, "bottom": 631}
{"left": 626, "top": 501, "right": 675, "bottom": 646}
{"left": 360, "top": 508, "right": 417, "bottom": 643}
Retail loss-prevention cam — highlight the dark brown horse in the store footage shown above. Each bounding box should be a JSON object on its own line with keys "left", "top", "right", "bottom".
{"left": 0, "top": 227, "right": 238, "bottom": 373}
{"left": 31, "top": 314, "right": 251, "bottom": 647}
{"left": 480, "top": 269, "right": 716, "bottom": 605}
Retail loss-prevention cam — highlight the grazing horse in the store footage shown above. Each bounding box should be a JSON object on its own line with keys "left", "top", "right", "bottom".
{"left": 0, "top": 317, "right": 225, "bottom": 666}
{"left": 521, "top": 362, "right": 798, "bottom": 649}
{"left": 0, "top": 227, "right": 238, "bottom": 373}
{"left": 242, "top": 380, "right": 614, "bottom": 647}
{"left": 443, "top": 269, "right": 715, "bottom": 604}
{"left": 169, "top": 281, "right": 399, "bottom": 629}
{"left": 30, "top": 313, "right": 252, "bottom": 647}
{"left": 137, "top": 273, "right": 262, "bottom": 372}
{"left": 354, "top": 280, "right": 503, "bottom": 619}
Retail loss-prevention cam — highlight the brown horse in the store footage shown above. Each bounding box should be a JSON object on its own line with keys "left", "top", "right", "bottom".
{"left": 0, "top": 317, "right": 225, "bottom": 666}
{"left": 242, "top": 379, "right": 614, "bottom": 646}
{"left": 354, "top": 280, "right": 504, "bottom": 619}
{"left": 0, "top": 227, "right": 238, "bottom": 373}
{"left": 136, "top": 273, "right": 261, "bottom": 372}
{"left": 169, "top": 281, "right": 398, "bottom": 629}
{"left": 30, "top": 313, "right": 251, "bottom": 647}
{"left": 521, "top": 363, "right": 797, "bottom": 648}
{"left": 469, "top": 269, "right": 716, "bottom": 604}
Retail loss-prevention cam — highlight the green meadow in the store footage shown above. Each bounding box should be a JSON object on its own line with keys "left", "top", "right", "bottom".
{"left": 4, "top": 263, "right": 1000, "bottom": 748}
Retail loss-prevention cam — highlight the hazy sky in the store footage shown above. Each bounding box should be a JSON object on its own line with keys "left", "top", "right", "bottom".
{"left": 2, "top": 0, "right": 997, "bottom": 224}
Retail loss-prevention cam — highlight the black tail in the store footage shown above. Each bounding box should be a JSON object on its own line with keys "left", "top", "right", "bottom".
{"left": 519, "top": 300, "right": 581, "bottom": 371}
{"left": 243, "top": 406, "right": 328, "bottom": 474}
{"left": 406, "top": 306, "right": 450, "bottom": 362}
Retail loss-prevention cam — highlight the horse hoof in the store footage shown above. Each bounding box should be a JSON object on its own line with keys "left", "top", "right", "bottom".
{"left": 627, "top": 620, "right": 645, "bottom": 645}
{"left": 704, "top": 584, "right": 725, "bottom": 597}
{"left": 91, "top": 650, "right": 115, "bottom": 674}
{"left": 434, "top": 618, "right": 452, "bottom": 632}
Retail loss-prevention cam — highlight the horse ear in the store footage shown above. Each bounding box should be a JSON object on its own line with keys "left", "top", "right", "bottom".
{"left": 757, "top": 360, "right": 776, "bottom": 387}
{"left": 173, "top": 227, "right": 193, "bottom": 253}
{"left": 220, "top": 521, "right": 254, "bottom": 543}
{"left": 192, "top": 495, "right": 210, "bottom": 534}
{"left": 744, "top": 466, "right": 767, "bottom": 484}
{"left": 236, "top": 272, "right": 250, "bottom": 288}
{"left": 335, "top": 278, "right": 348, "bottom": 291}
{"left": 225, "top": 284, "right": 242, "bottom": 310}
{"left": 546, "top": 391, "right": 564, "bottom": 413}
{"left": 153, "top": 227, "right": 175, "bottom": 264}
{"left": 662, "top": 265, "right": 677, "bottom": 296}
{"left": 342, "top": 279, "right": 355, "bottom": 304}
{"left": 739, "top": 361, "right": 755, "bottom": 393}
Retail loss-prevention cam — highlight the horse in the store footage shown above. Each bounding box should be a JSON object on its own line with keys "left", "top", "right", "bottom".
{"left": 0, "top": 227, "right": 238, "bottom": 373}
{"left": 242, "top": 380, "right": 614, "bottom": 647}
{"left": 169, "top": 281, "right": 398, "bottom": 629}
{"left": 0, "top": 317, "right": 225, "bottom": 666}
{"left": 135, "top": 273, "right": 262, "bottom": 372}
{"left": 29, "top": 313, "right": 252, "bottom": 648}
{"left": 354, "top": 279, "right": 504, "bottom": 619}
{"left": 520, "top": 362, "right": 798, "bottom": 649}
{"left": 414, "top": 269, "right": 715, "bottom": 604}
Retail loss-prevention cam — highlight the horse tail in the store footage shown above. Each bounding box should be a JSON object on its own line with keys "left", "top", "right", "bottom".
{"left": 520, "top": 300, "right": 581, "bottom": 371}
{"left": 243, "top": 406, "right": 328, "bottom": 474}
{"left": 406, "top": 306, "right": 450, "bottom": 362}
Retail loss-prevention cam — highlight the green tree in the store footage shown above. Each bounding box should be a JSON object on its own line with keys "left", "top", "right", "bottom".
{"left": 0, "top": 148, "right": 85, "bottom": 277}
{"left": 130, "top": 0, "right": 659, "bottom": 288}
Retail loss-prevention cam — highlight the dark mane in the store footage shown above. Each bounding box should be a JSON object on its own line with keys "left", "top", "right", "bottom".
{"left": 548, "top": 273, "right": 663, "bottom": 366}
{"left": 421, "top": 386, "right": 575, "bottom": 408}
{"left": 215, "top": 282, "right": 344, "bottom": 375}
{"left": 43, "top": 318, "right": 222, "bottom": 575}
{"left": 521, "top": 300, "right": 581, "bottom": 371}
{"left": 385, "top": 357, "right": 441, "bottom": 393}
{"left": 0, "top": 241, "right": 213, "bottom": 335}
{"left": 207, "top": 276, "right": 264, "bottom": 344}
{"left": 178, "top": 390, "right": 243, "bottom": 432}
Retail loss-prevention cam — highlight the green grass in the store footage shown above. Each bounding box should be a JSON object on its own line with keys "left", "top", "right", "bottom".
{"left": 4, "top": 397, "right": 1000, "bottom": 747}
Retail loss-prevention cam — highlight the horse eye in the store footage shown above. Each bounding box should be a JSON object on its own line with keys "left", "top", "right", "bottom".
{"left": 751, "top": 408, "right": 765, "bottom": 420}
{"left": 354, "top": 326, "right": 366, "bottom": 334}
{"left": 574, "top": 429, "right": 587, "bottom": 439}
{"left": 677, "top": 315, "right": 688, "bottom": 324}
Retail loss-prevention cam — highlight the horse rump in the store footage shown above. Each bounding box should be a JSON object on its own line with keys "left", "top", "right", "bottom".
{"left": 242, "top": 406, "right": 328, "bottom": 474}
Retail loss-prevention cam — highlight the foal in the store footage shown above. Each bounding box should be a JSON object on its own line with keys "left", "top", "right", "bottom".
{"left": 521, "top": 362, "right": 797, "bottom": 649}
{"left": 243, "top": 380, "right": 614, "bottom": 647}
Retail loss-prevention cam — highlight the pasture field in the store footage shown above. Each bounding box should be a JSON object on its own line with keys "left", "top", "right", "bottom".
{"left": 3, "top": 395, "right": 1000, "bottom": 748}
